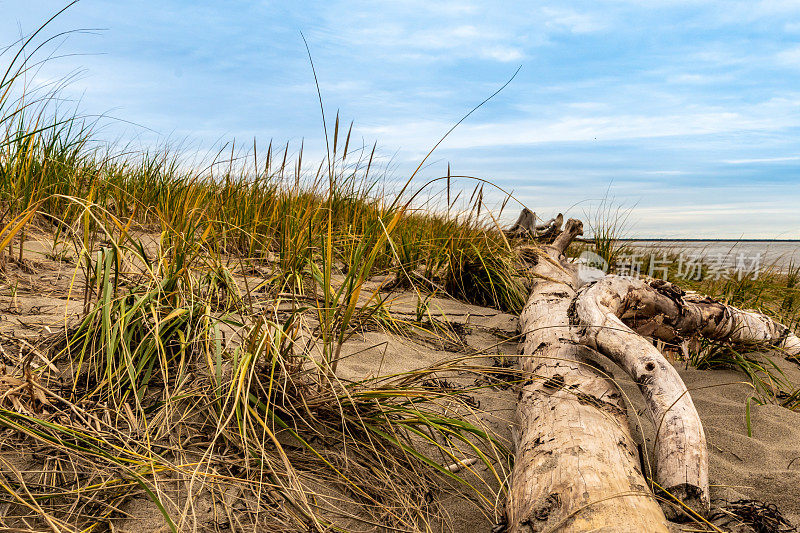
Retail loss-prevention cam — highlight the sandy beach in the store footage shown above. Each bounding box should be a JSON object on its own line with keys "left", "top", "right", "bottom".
{"left": 4, "top": 228, "right": 798, "bottom": 531}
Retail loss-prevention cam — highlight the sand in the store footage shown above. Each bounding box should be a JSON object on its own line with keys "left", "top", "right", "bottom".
{"left": 617, "top": 359, "right": 800, "bottom": 530}
{"left": 1, "top": 228, "right": 798, "bottom": 531}
{"left": 340, "top": 288, "right": 800, "bottom": 531}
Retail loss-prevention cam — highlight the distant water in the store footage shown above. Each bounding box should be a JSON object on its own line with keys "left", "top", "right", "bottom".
{"left": 624, "top": 240, "right": 800, "bottom": 273}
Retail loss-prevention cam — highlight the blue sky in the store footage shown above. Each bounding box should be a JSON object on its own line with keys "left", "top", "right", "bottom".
{"left": 3, "top": 1, "right": 800, "bottom": 238}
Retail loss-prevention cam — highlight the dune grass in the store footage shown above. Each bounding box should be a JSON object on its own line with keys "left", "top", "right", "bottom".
{"left": 3, "top": 6, "right": 800, "bottom": 532}
{"left": 0, "top": 9, "right": 529, "bottom": 531}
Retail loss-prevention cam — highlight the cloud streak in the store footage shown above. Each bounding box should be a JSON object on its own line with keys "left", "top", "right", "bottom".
{"left": 2, "top": 1, "right": 800, "bottom": 237}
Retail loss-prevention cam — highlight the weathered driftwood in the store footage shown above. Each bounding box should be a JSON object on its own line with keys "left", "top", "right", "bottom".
{"left": 505, "top": 209, "right": 564, "bottom": 242}
{"left": 571, "top": 276, "right": 800, "bottom": 517}
{"left": 615, "top": 278, "right": 800, "bottom": 359}
{"left": 533, "top": 213, "right": 564, "bottom": 242}
{"left": 574, "top": 276, "right": 709, "bottom": 517}
{"left": 506, "top": 218, "right": 670, "bottom": 532}
{"left": 505, "top": 208, "right": 537, "bottom": 238}
{"left": 506, "top": 211, "right": 800, "bottom": 530}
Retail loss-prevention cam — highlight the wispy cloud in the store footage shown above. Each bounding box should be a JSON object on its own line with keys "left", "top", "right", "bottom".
{"left": 723, "top": 156, "right": 800, "bottom": 164}
{"left": 359, "top": 108, "right": 799, "bottom": 152}
{"left": 541, "top": 7, "right": 607, "bottom": 34}
{"left": 3, "top": 0, "right": 800, "bottom": 237}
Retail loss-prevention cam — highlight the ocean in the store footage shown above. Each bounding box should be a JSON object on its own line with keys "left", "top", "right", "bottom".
{"left": 624, "top": 240, "right": 800, "bottom": 273}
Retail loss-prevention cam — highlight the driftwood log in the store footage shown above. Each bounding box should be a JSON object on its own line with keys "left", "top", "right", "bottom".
{"left": 610, "top": 277, "right": 800, "bottom": 358}
{"left": 505, "top": 209, "right": 564, "bottom": 242}
{"left": 505, "top": 214, "right": 800, "bottom": 532}
{"left": 574, "top": 277, "right": 708, "bottom": 516}
{"left": 573, "top": 275, "right": 800, "bottom": 517}
{"left": 506, "top": 218, "right": 670, "bottom": 532}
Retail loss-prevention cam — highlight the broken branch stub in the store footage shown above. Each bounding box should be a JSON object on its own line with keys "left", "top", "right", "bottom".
{"left": 504, "top": 209, "right": 564, "bottom": 243}
{"left": 506, "top": 208, "right": 538, "bottom": 238}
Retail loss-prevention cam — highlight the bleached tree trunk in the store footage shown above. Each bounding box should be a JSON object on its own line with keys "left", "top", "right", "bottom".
{"left": 506, "top": 213, "right": 800, "bottom": 531}
{"left": 610, "top": 278, "right": 800, "bottom": 359}
{"left": 573, "top": 277, "right": 709, "bottom": 517}
{"left": 570, "top": 276, "right": 800, "bottom": 517}
{"left": 506, "top": 219, "right": 670, "bottom": 532}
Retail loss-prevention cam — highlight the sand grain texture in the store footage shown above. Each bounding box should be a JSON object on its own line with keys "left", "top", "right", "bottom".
{"left": 0, "top": 231, "right": 798, "bottom": 532}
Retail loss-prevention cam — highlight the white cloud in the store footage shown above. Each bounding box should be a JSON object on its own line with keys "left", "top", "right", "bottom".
{"left": 752, "top": 0, "right": 800, "bottom": 14}
{"left": 723, "top": 156, "right": 800, "bottom": 164}
{"left": 339, "top": 22, "right": 525, "bottom": 63}
{"left": 320, "top": 2, "right": 605, "bottom": 64}
{"left": 644, "top": 170, "right": 692, "bottom": 175}
{"left": 776, "top": 45, "right": 800, "bottom": 67}
{"left": 358, "top": 107, "right": 799, "bottom": 154}
{"left": 666, "top": 73, "right": 720, "bottom": 84}
{"left": 565, "top": 101, "right": 610, "bottom": 111}
{"left": 541, "top": 7, "right": 607, "bottom": 34}
{"left": 480, "top": 46, "right": 524, "bottom": 62}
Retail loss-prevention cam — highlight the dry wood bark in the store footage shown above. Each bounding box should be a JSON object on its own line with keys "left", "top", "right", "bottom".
{"left": 506, "top": 212, "right": 800, "bottom": 531}
{"left": 573, "top": 276, "right": 709, "bottom": 517}
{"left": 505, "top": 209, "right": 564, "bottom": 242}
{"left": 506, "top": 218, "right": 670, "bottom": 532}
{"left": 614, "top": 278, "right": 800, "bottom": 359}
